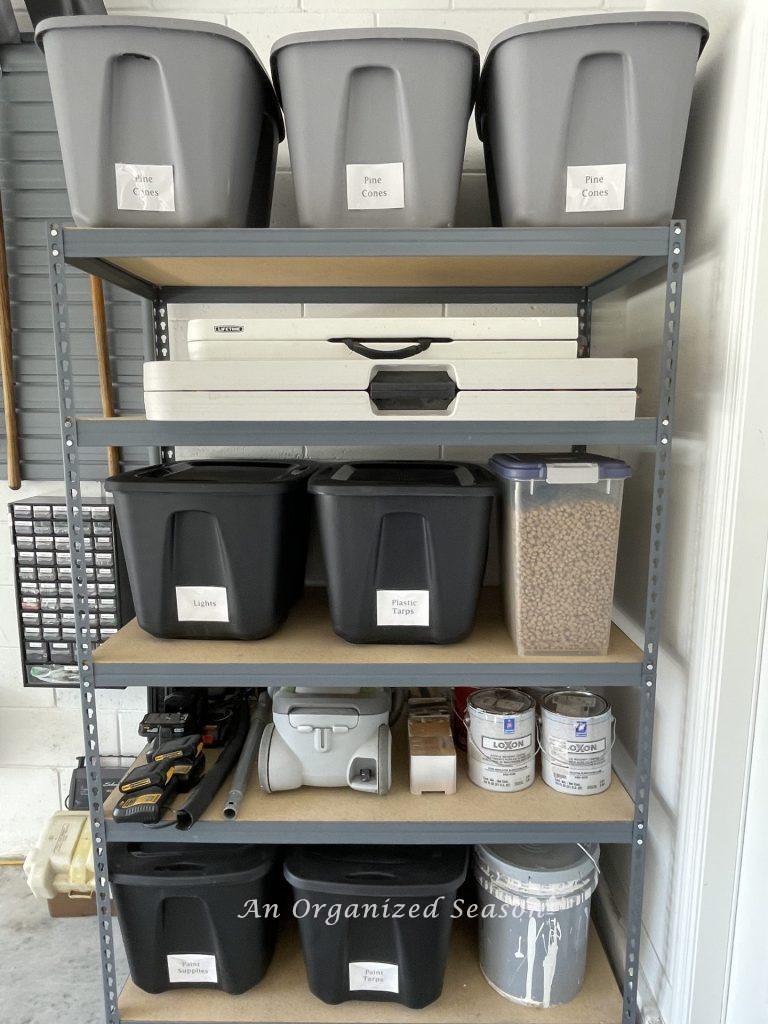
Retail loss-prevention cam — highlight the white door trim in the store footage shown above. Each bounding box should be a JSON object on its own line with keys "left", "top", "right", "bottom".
{"left": 664, "top": 7, "right": 768, "bottom": 1022}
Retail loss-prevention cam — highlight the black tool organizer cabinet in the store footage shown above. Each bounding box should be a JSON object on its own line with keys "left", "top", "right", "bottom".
{"left": 48, "top": 224, "right": 684, "bottom": 1024}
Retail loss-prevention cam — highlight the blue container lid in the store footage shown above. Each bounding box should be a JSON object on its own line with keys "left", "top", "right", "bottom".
{"left": 490, "top": 452, "right": 631, "bottom": 481}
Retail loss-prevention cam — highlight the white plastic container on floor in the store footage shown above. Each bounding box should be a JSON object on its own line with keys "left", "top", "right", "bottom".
{"left": 271, "top": 28, "right": 479, "bottom": 227}
{"left": 23, "top": 811, "right": 94, "bottom": 899}
{"left": 490, "top": 453, "right": 632, "bottom": 655}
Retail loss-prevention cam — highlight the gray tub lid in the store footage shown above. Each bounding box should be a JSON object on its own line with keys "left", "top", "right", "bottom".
{"left": 477, "top": 11, "right": 709, "bottom": 139}
{"left": 477, "top": 842, "right": 600, "bottom": 888}
{"left": 485, "top": 11, "right": 709, "bottom": 56}
{"left": 271, "top": 27, "right": 480, "bottom": 103}
{"left": 35, "top": 15, "right": 284, "bottom": 138}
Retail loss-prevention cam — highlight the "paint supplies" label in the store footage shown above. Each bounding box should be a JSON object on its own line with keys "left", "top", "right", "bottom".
{"left": 166, "top": 954, "right": 217, "bottom": 984}
{"left": 346, "top": 162, "right": 405, "bottom": 210}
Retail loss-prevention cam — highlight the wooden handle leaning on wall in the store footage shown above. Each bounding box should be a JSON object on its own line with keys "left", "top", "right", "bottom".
{"left": 0, "top": 194, "right": 20, "bottom": 489}
{"left": 90, "top": 276, "right": 120, "bottom": 478}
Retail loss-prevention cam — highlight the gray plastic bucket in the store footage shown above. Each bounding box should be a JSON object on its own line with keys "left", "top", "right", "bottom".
{"left": 474, "top": 843, "right": 599, "bottom": 1008}
{"left": 35, "top": 16, "right": 284, "bottom": 227}
{"left": 477, "top": 12, "right": 709, "bottom": 226}
{"left": 271, "top": 28, "right": 479, "bottom": 228}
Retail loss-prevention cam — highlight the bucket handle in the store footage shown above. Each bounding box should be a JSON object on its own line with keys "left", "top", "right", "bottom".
{"left": 577, "top": 844, "right": 601, "bottom": 877}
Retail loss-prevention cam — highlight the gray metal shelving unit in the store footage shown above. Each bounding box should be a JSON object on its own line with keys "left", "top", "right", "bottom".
{"left": 47, "top": 223, "right": 685, "bottom": 1024}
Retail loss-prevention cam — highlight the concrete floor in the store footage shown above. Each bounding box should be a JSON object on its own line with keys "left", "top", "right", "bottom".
{"left": 0, "top": 868, "right": 128, "bottom": 1024}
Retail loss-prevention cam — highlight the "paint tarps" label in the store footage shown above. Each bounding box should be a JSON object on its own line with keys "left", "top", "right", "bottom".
{"left": 565, "top": 163, "right": 626, "bottom": 213}
{"left": 167, "top": 953, "right": 217, "bottom": 984}
{"left": 346, "top": 162, "right": 405, "bottom": 210}
{"left": 376, "top": 589, "right": 429, "bottom": 626}
{"left": 115, "top": 163, "right": 175, "bottom": 212}
{"left": 348, "top": 961, "right": 399, "bottom": 993}
{"left": 175, "top": 586, "right": 229, "bottom": 622}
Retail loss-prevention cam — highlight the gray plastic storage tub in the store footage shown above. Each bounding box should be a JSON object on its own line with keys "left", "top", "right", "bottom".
{"left": 271, "top": 28, "right": 479, "bottom": 228}
{"left": 36, "top": 16, "right": 284, "bottom": 227}
{"left": 477, "top": 12, "right": 708, "bottom": 226}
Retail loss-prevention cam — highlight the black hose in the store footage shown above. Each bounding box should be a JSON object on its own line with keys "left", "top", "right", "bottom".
{"left": 174, "top": 698, "right": 250, "bottom": 831}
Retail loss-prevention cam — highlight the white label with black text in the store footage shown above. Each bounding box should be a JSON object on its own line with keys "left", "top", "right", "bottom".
{"left": 346, "top": 162, "right": 404, "bottom": 210}
{"left": 349, "top": 961, "right": 399, "bottom": 993}
{"left": 115, "top": 163, "right": 175, "bottom": 212}
{"left": 167, "top": 954, "right": 217, "bottom": 984}
{"left": 377, "top": 589, "right": 429, "bottom": 627}
{"left": 175, "top": 586, "right": 229, "bottom": 622}
{"left": 565, "top": 163, "right": 626, "bottom": 213}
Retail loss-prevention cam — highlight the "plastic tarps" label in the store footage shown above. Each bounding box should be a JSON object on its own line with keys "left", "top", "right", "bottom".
{"left": 376, "top": 589, "right": 429, "bottom": 626}
{"left": 115, "top": 163, "right": 175, "bottom": 212}
{"left": 348, "top": 961, "right": 399, "bottom": 993}
{"left": 167, "top": 953, "right": 217, "bottom": 984}
{"left": 565, "top": 163, "right": 626, "bottom": 213}
{"left": 346, "top": 163, "right": 405, "bottom": 210}
{"left": 175, "top": 586, "right": 229, "bottom": 622}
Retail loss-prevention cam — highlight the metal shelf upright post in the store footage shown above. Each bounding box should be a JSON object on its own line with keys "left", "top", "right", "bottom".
{"left": 46, "top": 222, "right": 686, "bottom": 1024}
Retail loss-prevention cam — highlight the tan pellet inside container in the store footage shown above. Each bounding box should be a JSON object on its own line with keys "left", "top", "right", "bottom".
{"left": 503, "top": 479, "right": 625, "bottom": 656}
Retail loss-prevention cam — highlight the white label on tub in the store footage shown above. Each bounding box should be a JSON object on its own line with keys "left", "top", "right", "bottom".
{"left": 349, "top": 961, "right": 399, "bottom": 993}
{"left": 346, "top": 162, "right": 405, "bottom": 210}
{"left": 376, "top": 589, "right": 429, "bottom": 626}
{"left": 175, "top": 586, "right": 229, "bottom": 622}
{"left": 565, "top": 163, "right": 626, "bottom": 213}
{"left": 115, "top": 163, "right": 175, "bottom": 212}
{"left": 167, "top": 954, "right": 217, "bottom": 983}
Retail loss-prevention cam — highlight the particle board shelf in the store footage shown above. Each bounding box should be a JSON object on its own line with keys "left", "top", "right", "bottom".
{"left": 92, "top": 590, "right": 644, "bottom": 688}
{"left": 104, "top": 732, "right": 635, "bottom": 844}
{"left": 60, "top": 226, "right": 670, "bottom": 300}
{"left": 118, "top": 921, "right": 622, "bottom": 1024}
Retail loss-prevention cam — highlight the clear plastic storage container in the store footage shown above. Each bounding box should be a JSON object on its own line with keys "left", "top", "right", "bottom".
{"left": 490, "top": 453, "right": 631, "bottom": 655}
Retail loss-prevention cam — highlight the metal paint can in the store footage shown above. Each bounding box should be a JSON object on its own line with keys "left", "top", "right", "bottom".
{"left": 466, "top": 688, "right": 535, "bottom": 792}
{"left": 474, "top": 843, "right": 600, "bottom": 1007}
{"left": 539, "top": 690, "right": 613, "bottom": 795}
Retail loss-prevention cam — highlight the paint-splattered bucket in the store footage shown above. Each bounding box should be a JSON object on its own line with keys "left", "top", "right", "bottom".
{"left": 465, "top": 689, "right": 535, "bottom": 792}
{"left": 474, "top": 843, "right": 599, "bottom": 1007}
{"left": 539, "top": 690, "right": 614, "bottom": 795}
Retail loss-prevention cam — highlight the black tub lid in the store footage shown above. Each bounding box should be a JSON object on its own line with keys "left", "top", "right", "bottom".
{"left": 284, "top": 845, "right": 468, "bottom": 897}
{"left": 109, "top": 842, "right": 279, "bottom": 885}
{"left": 309, "top": 461, "right": 496, "bottom": 497}
{"left": 105, "top": 459, "right": 313, "bottom": 494}
{"left": 35, "top": 15, "right": 285, "bottom": 139}
{"left": 477, "top": 11, "right": 709, "bottom": 138}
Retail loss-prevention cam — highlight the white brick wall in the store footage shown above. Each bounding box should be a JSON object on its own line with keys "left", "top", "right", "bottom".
{"left": 2, "top": 0, "right": 649, "bottom": 856}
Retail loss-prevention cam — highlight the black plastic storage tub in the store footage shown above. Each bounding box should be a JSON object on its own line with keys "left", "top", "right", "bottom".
{"left": 109, "top": 843, "right": 281, "bottom": 994}
{"left": 284, "top": 845, "right": 468, "bottom": 1008}
{"left": 105, "top": 461, "right": 313, "bottom": 639}
{"left": 309, "top": 462, "right": 496, "bottom": 644}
